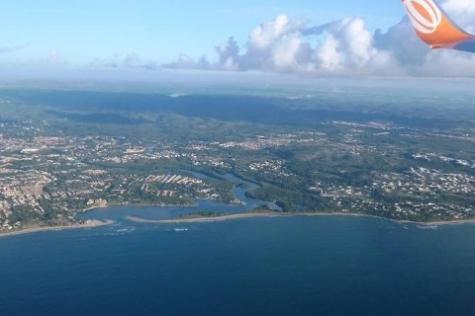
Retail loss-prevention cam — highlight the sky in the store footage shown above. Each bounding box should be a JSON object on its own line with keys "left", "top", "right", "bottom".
{"left": 1, "top": 0, "right": 475, "bottom": 77}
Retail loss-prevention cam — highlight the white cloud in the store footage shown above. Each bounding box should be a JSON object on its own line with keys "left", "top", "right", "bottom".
{"left": 314, "top": 17, "right": 393, "bottom": 74}
{"left": 167, "top": 14, "right": 398, "bottom": 75}
{"left": 443, "top": 0, "right": 475, "bottom": 33}
{"left": 167, "top": 0, "right": 475, "bottom": 77}
{"left": 249, "top": 14, "right": 302, "bottom": 50}
{"left": 216, "top": 37, "right": 240, "bottom": 70}
{"left": 316, "top": 35, "right": 342, "bottom": 71}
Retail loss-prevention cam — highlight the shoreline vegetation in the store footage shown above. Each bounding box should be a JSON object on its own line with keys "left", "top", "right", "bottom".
{"left": 0, "top": 219, "right": 115, "bottom": 239}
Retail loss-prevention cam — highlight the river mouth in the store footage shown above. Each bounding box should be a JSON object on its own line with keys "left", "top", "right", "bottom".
{"left": 77, "top": 172, "right": 270, "bottom": 224}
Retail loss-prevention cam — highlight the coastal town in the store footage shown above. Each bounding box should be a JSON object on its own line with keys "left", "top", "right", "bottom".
{"left": 0, "top": 131, "right": 235, "bottom": 232}
{"left": 1, "top": 91, "right": 475, "bottom": 232}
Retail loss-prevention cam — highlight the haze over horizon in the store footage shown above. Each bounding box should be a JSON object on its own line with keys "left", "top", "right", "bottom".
{"left": 2, "top": 0, "right": 475, "bottom": 79}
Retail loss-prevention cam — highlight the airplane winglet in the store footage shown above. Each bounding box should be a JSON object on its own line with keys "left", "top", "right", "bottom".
{"left": 402, "top": 0, "right": 474, "bottom": 50}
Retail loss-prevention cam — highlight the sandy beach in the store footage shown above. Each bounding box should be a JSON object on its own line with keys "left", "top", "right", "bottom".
{"left": 127, "top": 212, "right": 281, "bottom": 224}
{"left": 401, "top": 218, "right": 475, "bottom": 227}
{"left": 126, "top": 212, "right": 383, "bottom": 224}
{"left": 126, "top": 211, "right": 475, "bottom": 227}
{"left": 0, "top": 219, "right": 115, "bottom": 239}
{"left": 3, "top": 211, "right": 474, "bottom": 240}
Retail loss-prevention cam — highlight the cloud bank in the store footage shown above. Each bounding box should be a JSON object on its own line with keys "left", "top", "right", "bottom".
{"left": 91, "top": 53, "right": 158, "bottom": 70}
{"left": 166, "top": 0, "right": 475, "bottom": 76}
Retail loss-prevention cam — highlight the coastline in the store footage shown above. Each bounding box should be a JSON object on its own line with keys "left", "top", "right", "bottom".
{"left": 2, "top": 209, "right": 475, "bottom": 240}
{"left": 398, "top": 218, "right": 475, "bottom": 227}
{"left": 126, "top": 211, "right": 475, "bottom": 227}
{"left": 0, "top": 219, "right": 115, "bottom": 239}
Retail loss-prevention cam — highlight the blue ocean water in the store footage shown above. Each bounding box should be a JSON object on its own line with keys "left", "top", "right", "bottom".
{"left": 1, "top": 216, "right": 475, "bottom": 316}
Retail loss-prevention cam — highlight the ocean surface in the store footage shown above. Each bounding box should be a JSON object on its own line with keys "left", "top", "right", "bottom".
{"left": 2, "top": 175, "right": 475, "bottom": 316}
{"left": 2, "top": 215, "right": 475, "bottom": 316}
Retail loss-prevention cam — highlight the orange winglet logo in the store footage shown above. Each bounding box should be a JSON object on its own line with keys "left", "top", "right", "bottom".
{"left": 404, "top": 0, "right": 442, "bottom": 34}
{"left": 402, "top": 0, "right": 472, "bottom": 48}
